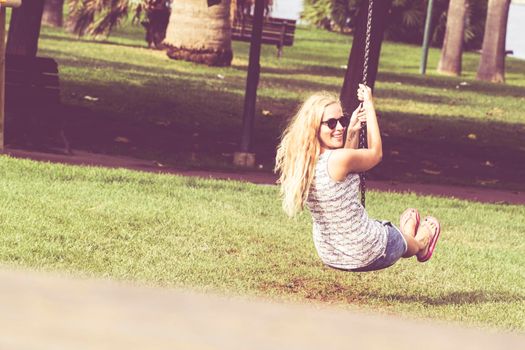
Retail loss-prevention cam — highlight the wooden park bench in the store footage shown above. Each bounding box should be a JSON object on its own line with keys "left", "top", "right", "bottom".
{"left": 232, "top": 15, "right": 296, "bottom": 58}
{"left": 5, "top": 54, "right": 70, "bottom": 152}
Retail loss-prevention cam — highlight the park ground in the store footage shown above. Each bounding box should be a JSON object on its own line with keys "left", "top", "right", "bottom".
{"left": 0, "top": 21, "right": 524, "bottom": 335}
{"left": 6, "top": 23, "right": 525, "bottom": 194}
{"left": 1, "top": 267, "right": 525, "bottom": 349}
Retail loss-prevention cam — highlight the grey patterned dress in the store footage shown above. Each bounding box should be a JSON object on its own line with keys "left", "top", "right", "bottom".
{"left": 306, "top": 150, "right": 388, "bottom": 270}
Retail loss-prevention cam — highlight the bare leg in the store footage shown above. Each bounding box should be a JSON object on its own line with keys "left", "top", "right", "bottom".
{"left": 401, "top": 232, "right": 426, "bottom": 258}
{"left": 399, "top": 208, "right": 423, "bottom": 258}
{"left": 414, "top": 218, "right": 439, "bottom": 260}
{"left": 399, "top": 208, "right": 418, "bottom": 237}
{"left": 402, "top": 218, "right": 439, "bottom": 259}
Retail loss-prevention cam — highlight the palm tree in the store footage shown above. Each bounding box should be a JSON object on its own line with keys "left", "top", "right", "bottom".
{"left": 476, "top": 0, "right": 511, "bottom": 83}
{"left": 437, "top": 0, "right": 468, "bottom": 76}
{"left": 42, "top": 0, "right": 65, "bottom": 27}
{"left": 137, "top": 0, "right": 171, "bottom": 49}
{"left": 66, "top": 0, "right": 272, "bottom": 66}
{"left": 163, "top": 0, "right": 233, "bottom": 66}
{"left": 7, "top": 0, "right": 45, "bottom": 57}
{"left": 67, "top": 0, "right": 139, "bottom": 36}
{"left": 67, "top": 0, "right": 236, "bottom": 66}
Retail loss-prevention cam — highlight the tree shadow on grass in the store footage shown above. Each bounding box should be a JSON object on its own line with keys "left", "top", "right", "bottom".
{"left": 229, "top": 63, "right": 347, "bottom": 79}
{"left": 258, "top": 65, "right": 346, "bottom": 78}
{"left": 239, "top": 65, "right": 525, "bottom": 102}
{"left": 8, "top": 50, "right": 525, "bottom": 191}
{"left": 46, "top": 49, "right": 338, "bottom": 98}
{"left": 372, "top": 111, "right": 525, "bottom": 191}
{"left": 40, "top": 32, "right": 148, "bottom": 50}
{"left": 52, "top": 52, "right": 231, "bottom": 89}
{"left": 378, "top": 71, "right": 525, "bottom": 98}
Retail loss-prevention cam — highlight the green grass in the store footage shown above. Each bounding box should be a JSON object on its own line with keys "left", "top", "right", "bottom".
{"left": 32, "top": 22, "right": 525, "bottom": 191}
{"left": 1, "top": 155, "right": 524, "bottom": 332}
{"left": 3, "top": 17, "right": 524, "bottom": 331}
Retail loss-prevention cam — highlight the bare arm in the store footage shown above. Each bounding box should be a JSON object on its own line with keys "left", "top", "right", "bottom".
{"left": 345, "top": 130, "right": 359, "bottom": 149}
{"left": 328, "top": 85, "right": 382, "bottom": 181}
{"left": 344, "top": 104, "right": 366, "bottom": 149}
{"left": 361, "top": 85, "right": 382, "bottom": 164}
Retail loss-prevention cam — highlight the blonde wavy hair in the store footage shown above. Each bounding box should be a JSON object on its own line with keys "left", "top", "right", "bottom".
{"left": 274, "top": 92, "right": 341, "bottom": 217}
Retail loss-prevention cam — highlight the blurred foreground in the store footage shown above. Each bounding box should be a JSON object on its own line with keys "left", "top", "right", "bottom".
{"left": 0, "top": 268, "right": 523, "bottom": 350}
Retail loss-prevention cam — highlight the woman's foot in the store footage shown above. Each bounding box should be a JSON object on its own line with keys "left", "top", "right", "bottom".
{"left": 415, "top": 216, "right": 441, "bottom": 262}
{"left": 400, "top": 208, "right": 420, "bottom": 237}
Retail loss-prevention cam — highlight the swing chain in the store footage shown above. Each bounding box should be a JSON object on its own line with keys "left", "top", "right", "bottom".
{"left": 362, "top": 0, "right": 374, "bottom": 85}
{"left": 359, "top": 0, "right": 374, "bottom": 208}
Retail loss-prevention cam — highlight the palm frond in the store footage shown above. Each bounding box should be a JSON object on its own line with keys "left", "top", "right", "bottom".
{"left": 301, "top": 0, "right": 332, "bottom": 28}
{"left": 399, "top": 7, "right": 424, "bottom": 28}
{"left": 67, "top": 0, "right": 144, "bottom": 37}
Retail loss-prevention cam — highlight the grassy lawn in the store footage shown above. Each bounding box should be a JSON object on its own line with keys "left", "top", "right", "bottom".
{"left": 0, "top": 156, "right": 524, "bottom": 332}
{"left": 25, "top": 21, "right": 525, "bottom": 192}
{"left": 2, "top": 15, "right": 524, "bottom": 332}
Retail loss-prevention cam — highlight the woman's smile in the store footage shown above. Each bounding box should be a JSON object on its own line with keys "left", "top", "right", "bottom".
{"left": 319, "top": 103, "right": 346, "bottom": 150}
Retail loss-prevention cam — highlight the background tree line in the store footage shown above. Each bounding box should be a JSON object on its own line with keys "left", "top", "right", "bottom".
{"left": 303, "top": 0, "right": 511, "bottom": 83}
{"left": 7, "top": 0, "right": 512, "bottom": 82}
{"left": 302, "top": 0, "right": 487, "bottom": 50}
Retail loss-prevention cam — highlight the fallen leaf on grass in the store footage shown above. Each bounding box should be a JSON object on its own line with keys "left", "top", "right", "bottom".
{"left": 467, "top": 133, "right": 477, "bottom": 140}
{"left": 422, "top": 160, "right": 437, "bottom": 167}
{"left": 476, "top": 179, "right": 499, "bottom": 186}
{"left": 262, "top": 109, "right": 272, "bottom": 117}
{"left": 114, "top": 136, "right": 130, "bottom": 143}
{"left": 485, "top": 107, "right": 504, "bottom": 117}
{"left": 422, "top": 169, "right": 442, "bottom": 175}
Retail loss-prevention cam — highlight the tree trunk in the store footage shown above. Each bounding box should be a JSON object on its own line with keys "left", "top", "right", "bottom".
{"left": 42, "top": 0, "right": 64, "bottom": 27}
{"left": 340, "top": 0, "right": 392, "bottom": 208}
{"left": 164, "top": 0, "right": 233, "bottom": 66}
{"left": 437, "top": 0, "right": 467, "bottom": 76}
{"left": 476, "top": 0, "right": 511, "bottom": 83}
{"left": 239, "top": 0, "right": 264, "bottom": 154}
{"left": 340, "top": 0, "right": 392, "bottom": 113}
{"left": 6, "top": 0, "right": 45, "bottom": 57}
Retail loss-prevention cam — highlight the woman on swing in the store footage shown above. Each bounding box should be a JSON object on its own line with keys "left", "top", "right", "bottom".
{"left": 275, "top": 85, "right": 441, "bottom": 272}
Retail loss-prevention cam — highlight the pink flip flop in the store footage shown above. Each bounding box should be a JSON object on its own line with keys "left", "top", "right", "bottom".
{"left": 417, "top": 216, "right": 441, "bottom": 263}
{"left": 400, "top": 208, "right": 420, "bottom": 236}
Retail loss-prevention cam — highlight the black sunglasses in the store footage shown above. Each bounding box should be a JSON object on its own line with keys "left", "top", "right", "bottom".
{"left": 320, "top": 115, "right": 350, "bottom": 130}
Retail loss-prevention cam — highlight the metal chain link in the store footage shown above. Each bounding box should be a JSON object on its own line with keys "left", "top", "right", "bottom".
{"left": 359, "top": 0, "right": 374, "bottom": 208}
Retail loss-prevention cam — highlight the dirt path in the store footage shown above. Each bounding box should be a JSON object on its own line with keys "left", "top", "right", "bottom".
{"left": 3, "top": 147, "right": 524, "bottom": 205}
{"left": 0, "top": 268, "right": 523, "bottom": 350}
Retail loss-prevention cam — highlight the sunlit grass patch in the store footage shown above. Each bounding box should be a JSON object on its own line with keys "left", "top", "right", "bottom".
{"left": 1, "top": 155, "right": 523, "bottom": 331}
